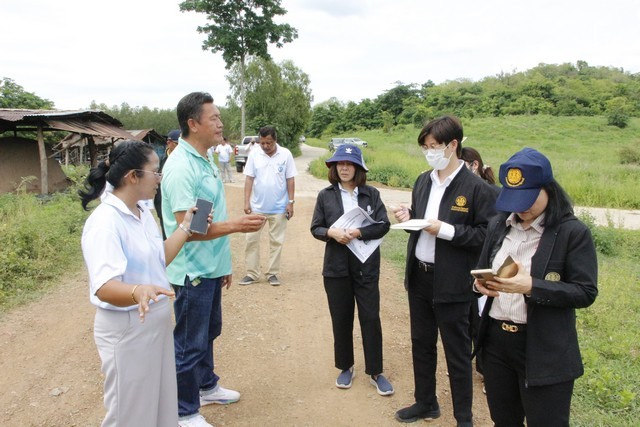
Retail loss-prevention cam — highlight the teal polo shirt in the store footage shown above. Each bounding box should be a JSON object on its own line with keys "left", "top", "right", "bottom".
{"left": 161, "top": 138, "right": 231, "bottom": 284}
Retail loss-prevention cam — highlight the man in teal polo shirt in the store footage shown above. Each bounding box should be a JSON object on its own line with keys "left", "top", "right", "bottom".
{"left": 161, "top": 91, "right": 266, "bottom": 427}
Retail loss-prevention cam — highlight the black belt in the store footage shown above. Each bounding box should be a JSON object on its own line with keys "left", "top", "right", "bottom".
{"left": 417, "top": 260, "right": 435, "bottom": 273}
{"left": 492, "top": 318, "right": 527, "bottom": 333}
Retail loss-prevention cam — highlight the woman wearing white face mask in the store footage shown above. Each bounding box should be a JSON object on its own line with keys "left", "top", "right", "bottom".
{"left": 392, "top": 115, "right": 497, "bottom": 426}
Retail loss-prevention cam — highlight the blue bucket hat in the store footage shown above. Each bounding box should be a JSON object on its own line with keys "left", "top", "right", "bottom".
{"left": 496, "top": 148, "right": 554, "bottom": 212}
{"left": 325, "top": 144, "right": 368, "bottom": 171}
{"left": 167, "top": 129, "right": 181, "bottom": 141}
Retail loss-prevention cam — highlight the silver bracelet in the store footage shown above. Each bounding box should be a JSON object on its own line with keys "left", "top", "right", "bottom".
{"left": 179, "top": 223, "right": 193, "bottom": 237}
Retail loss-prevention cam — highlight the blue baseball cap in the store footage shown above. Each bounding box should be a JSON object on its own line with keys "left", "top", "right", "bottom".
{"left": 167, "top": 129, "right": 181, "bottom": 141}
{"left": 496, "top": 148, "right": 554, "bottom": 212}
{"left": 325, "top": 144, "right": 368, "bottom": 171}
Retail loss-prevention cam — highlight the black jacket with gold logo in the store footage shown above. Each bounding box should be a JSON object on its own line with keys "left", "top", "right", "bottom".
{"left": 476, "top": 211, "right": 598, "bottom": 386}
{"left": 403, "top": 166, "right": 498, "bottom": 302}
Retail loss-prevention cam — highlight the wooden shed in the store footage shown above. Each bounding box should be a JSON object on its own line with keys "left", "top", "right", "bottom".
{"left": 0, "top": 109, "right": 131, "bottom": 194}
{"left": 55, "top": 128, "right": 167, "bottom": 166}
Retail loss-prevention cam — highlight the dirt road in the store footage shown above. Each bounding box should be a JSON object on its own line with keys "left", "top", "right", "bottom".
{"left": 0, "top": 145, "right": 496, "bottom": 426}
{"left": 12, "top": 142, "right": 637, "bottom": 427}
{"left": 2, "top": 143, "right": 638, "bottom": 426}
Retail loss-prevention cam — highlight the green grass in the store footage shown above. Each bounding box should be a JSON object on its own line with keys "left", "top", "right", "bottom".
{"left": 0, "top": 191, "right": 89, "bottom": 309}
{"left": 0, "top": 167, "right": 90, "bottom": 311}
{"left": 1, "top": 116, "right": 638, "bottom": 421}
{"left": 380, "top": 213, "right": 640, "bottom": 425}
{"left": 307, "top": 115, "right": 640, "bottom": 209}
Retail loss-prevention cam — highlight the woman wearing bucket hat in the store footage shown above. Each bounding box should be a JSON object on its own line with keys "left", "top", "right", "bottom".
{"left": 473, "top": 147, "right": 598, "bottom": 426}
{"left": 310, "top": 144, "right": 394, "bottom": 396}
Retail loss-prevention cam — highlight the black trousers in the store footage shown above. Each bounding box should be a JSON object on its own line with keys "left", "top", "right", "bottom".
{"left": 470, "top": 299, "right": 484, "bottom": 375}
{"left": 323, "top": 274, "right": 383, "bottom": 375}
{"left": 407, "top": 261, "right": 473, "bottom": 423}
{"left": 481, "top": 319, "right": 574, "bottom": 427}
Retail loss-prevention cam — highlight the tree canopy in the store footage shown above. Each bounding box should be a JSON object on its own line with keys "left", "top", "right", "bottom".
{"left": 308, "top": 61, "right": 640, "bottom": 136}
{"left": 179, "top": 0, "right": 298, "bottom": 137}
{"left": 88, "top": 101, "right": 178, "bottom": 135}
{"left": 225, "top": 57, "right": 312, "bottom": 149}
{"left": 179, "top": 0, "right": 297, "bottom": 68}
{"left": 0, "top": 78, "right": 54, "bottom": 109}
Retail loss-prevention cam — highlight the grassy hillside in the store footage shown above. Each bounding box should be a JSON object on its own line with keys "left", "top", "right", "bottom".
{"left": 308, "top": 115, "right": 640, "bottom": 209}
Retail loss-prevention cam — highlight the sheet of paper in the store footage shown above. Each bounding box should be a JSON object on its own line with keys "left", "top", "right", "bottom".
{"left": 331, "top": 206, "right": 384, "bottom": 263}
{"left": 390, "top": 219, "right": 432, "bottom": 231}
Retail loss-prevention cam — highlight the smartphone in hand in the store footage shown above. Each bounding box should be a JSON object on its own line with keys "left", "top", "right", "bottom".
{"left": 470, "top": 269, "right": 497, "bottom": 284}
{"left": 470, "top": 256, "right": 517, "bottom": 284}
{"left": 190, "top": 198, "right": 213, "bottom": 234}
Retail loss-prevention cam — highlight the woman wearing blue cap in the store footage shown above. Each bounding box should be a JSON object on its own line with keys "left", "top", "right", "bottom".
{"left": 473, "top": 147, "right": 598, "bottom": 426}
{"left": 310, "top": 144, "right": 394, "bottom": 396}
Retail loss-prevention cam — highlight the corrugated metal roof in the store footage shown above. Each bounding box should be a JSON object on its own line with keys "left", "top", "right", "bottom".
{"left": 46, "top": 119, "right": 132, "bottom": 139}
{"left": 0, "top": 108, "right": 128, "bottom": 138}
{"left": 0, "top": 109, "right": 122, "bottom": 125}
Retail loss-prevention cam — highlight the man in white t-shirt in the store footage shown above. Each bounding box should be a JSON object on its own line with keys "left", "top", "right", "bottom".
{"left": 248, "top": 137, "right": 260, "bottom": 153}
{"left": 240, "top": 126, "right": 297, "bottom": 286}
{"left": 214, "top": 137, "right": 234, "bottom": 183}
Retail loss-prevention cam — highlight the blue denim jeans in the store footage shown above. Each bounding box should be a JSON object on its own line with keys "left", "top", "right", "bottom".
{"left": 173, "top": 276, "right": 222, "bottom": 417}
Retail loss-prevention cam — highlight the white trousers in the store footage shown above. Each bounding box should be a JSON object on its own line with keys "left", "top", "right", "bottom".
{"left": 219, "top": 161, "right": 233, "bottom": 182}
{"left": 94, "top": 298, "right": 178, "bottom": 427}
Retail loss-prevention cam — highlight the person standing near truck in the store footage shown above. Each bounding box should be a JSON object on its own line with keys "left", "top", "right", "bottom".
{"left": 214, "top": 137, "right": 234, "bottom": 183}
{"left": 239, "top": 126, "right": 297, "bottom": 286}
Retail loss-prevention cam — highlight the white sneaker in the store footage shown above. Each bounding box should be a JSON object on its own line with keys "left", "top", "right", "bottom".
{"left": 178, "top": 414, "right": 213, "bottom": 427}
{"left": 200, "top": 385, "right": 241, "bottom": 406}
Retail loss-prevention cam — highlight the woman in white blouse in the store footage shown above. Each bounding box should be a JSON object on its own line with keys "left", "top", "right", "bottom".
{"left": 80, "top": 141, "right": 203, "bottom": 427}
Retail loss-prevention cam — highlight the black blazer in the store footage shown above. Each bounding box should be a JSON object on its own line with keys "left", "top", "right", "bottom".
{"left": 476, "top": 212, "right": 598, "bottom": 386}
{"left": 310, "top": 184, "right": 390, "bottom": 278}
{"left": 403, "top": 166, "right": 497, "bottom": 302}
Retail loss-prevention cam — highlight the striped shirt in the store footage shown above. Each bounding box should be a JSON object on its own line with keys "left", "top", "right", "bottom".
{"left": 489, "top": 212, "right": 545, "bottom": 324}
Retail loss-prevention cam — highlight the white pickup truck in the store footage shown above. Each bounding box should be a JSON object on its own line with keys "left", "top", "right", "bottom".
{"left": 234, "top": 135, "right": 258, "bottom": 172}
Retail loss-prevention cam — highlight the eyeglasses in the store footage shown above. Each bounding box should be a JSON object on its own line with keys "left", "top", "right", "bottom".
{"left": 133, "top": 169, "right": 162, "bottom": 178}
{"left": 420, "top": 141, "right": 449, "bottom": 154}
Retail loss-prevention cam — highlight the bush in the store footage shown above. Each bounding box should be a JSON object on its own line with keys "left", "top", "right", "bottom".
{"left": 606, "top": 97, "right": 630, "bottom": 128}
{"left": 367, "top": 165, "right": 413, "bottom": 188}
{"left": 607, "top": 111, "right": 629, "bottom": 128}
{"left": 0, "top": 190, "right": 88, "bottom": 308}
{"left": 619, "top": 146, "right": 640, "bottom": 165}
{"left": 577, "top": 211, "right": 618, "bottom": 256}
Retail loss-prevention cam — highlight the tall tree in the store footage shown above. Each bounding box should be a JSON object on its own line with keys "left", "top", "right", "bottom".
{"left": 226, "top": 57, "right": 311, "bottom": 150}
{"left": 179, "top": 0, "right": 298, "bottom": 137}
{"left": 0, "top": 78, "right": 54, "bottom": 109}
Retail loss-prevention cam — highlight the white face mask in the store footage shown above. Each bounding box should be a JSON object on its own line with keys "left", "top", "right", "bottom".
{"left": 425, "top": 145, "right": 452, "bottom": 170}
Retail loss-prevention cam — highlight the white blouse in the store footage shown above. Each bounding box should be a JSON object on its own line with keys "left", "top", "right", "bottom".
{"left": 82, "top": 192, "right": 169, "bottom": 310}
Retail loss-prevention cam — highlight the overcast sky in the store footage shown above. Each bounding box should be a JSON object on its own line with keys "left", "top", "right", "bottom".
{"left": 2, "top": 0, "right": 640, "bottom": 111}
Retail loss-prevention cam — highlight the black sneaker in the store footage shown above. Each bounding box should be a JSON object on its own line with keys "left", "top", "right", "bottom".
{"left": 395, "top": 402, "right": 441, "bottom": 423}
